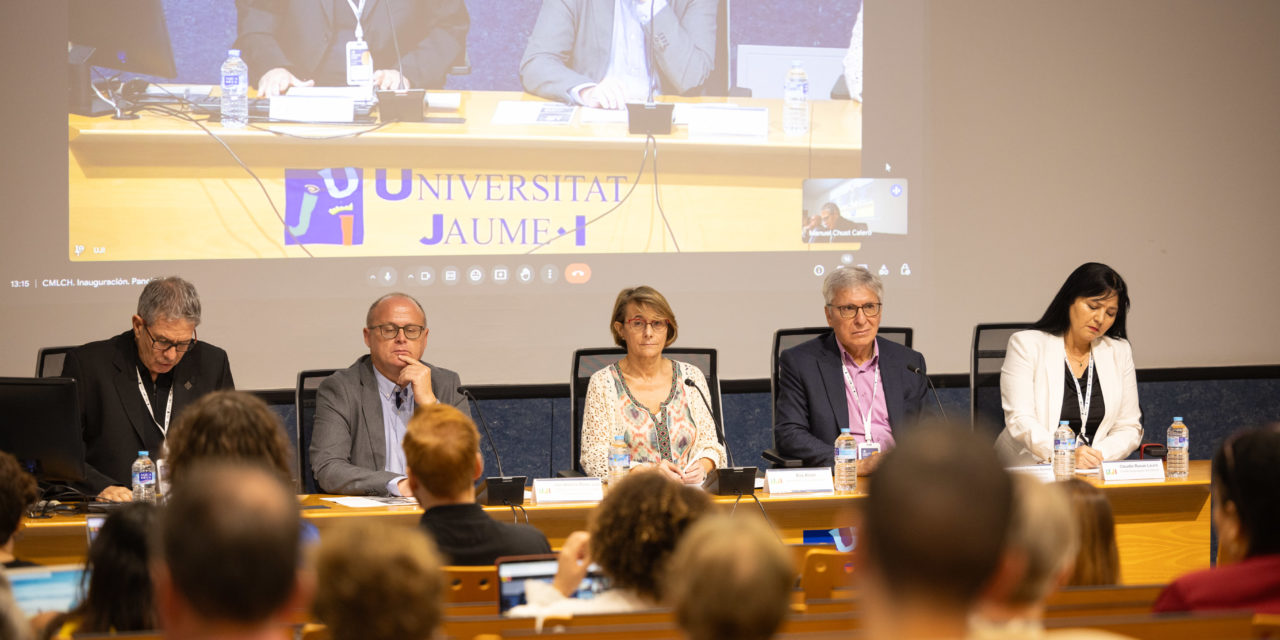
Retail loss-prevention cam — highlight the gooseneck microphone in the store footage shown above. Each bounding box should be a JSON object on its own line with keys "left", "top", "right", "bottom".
{"left": 906, "top": 364, "right": 949, "bottom": 422}
{"left": 684, "top": 378, "right": 734, "bottom": 467}
{"left": 381, "top": 0, "right": 407, "bottom": 90}
{"left": 458, "top": 386, "right": 504, "bottom": 476}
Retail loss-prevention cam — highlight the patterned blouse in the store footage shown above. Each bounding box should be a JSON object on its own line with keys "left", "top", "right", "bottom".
{"left": 580, "top": 359, "right": 727, "bottom": 479}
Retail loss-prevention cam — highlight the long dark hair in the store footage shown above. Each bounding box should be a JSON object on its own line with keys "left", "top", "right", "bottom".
{"left": 1213, "top": 424, "right": 1280, "bottom": 557}
{"left": 44, "top": 503, "right": 158, "bottom": 638}
{"left": 1030, "top": 263, "right": 1130, "bottom": 339}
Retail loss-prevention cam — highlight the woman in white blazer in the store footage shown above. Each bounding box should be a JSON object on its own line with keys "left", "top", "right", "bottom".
{"left": 997, "top": 263, "right": 1143, "bottom": 468}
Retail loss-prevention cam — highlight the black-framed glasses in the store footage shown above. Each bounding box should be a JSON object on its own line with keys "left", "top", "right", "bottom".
{"left": 624, "top": 318, "right": 669, "bottom": 333}
{"left": 369, "top": 323, "right": 426, "bottom": 340}
{"left": 827, "top": 302, "right": 882, "bottom": 319}
{"left": 143, "top": 322, "right": 197, "bottom": 353}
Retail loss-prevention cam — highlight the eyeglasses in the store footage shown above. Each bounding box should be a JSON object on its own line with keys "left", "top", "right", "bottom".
{"left": 624, "top": 318, "right": 669, "bottom": 333}
{"left": 143, "top": 323, "right": 197, "bottom": 353}
{"left": 827, "top": 302, "right": 882, "bottom": 319}
{"left": 369, "top": 323, "right": 426, "bottom": 340}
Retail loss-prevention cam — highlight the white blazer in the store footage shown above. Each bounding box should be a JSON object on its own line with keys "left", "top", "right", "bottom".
{"left": 996, "top": 330, "right": 1143, "bottom": 465}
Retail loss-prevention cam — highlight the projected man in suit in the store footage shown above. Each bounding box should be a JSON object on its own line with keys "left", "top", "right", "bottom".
{"left": 802, "top": 202, "right": 865, "bottom": 243}
{"left": 773, "top": 267, "right": 928, "bottom": 471}
{"left": 62, "top": 277, "right": 235, "bottom": 501}
{"left": 520, "top": 0, "right": 719, "bottom": 108}
{"left": 310, "top": 293, "right": 470, "bottom": 496}
{"left": 234, "top": 0, "right": 469, "bottom": 95}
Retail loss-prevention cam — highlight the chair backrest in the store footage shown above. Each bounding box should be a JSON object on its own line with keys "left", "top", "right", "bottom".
{"left": 800, "top": 549, "right": 855, "bottom": 603}
{"left": 444, "top": 565, "right": 498, "bottom": 605}
{"left": 704, "top": 0, "right": 731, "bottom": 95}
{"left": 569, "top": 347, "right": 722, "bottom": 475}
{"left": 970, "top": 323, "right": 1033, "bottom": 441}
{"left": 296, "top": 369, "right": 339, "bottom": 494}
{"left": 769, "top": 326, "right": 914, "bottom": 442}
{"left": 35, "top": 346, "right": 76, "bottom": 378}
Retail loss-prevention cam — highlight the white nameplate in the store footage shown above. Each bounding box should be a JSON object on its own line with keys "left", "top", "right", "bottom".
{"left": 531, "top": 477, "right": 604, "bottom": 505}
{"left": 268, "top": 96, "right": 355, "bottom": 123}
{"left": 1007, "top": 465, "right": 1056, "bottom": 483}
{"left": 688, "top": 105, "right": 769, "bottom": 139}
{"left": 1100, "top": 460, "right": 1166, "bottom": 484}
{"left": 764, "top": 468, "right": 835, "bottom": 495}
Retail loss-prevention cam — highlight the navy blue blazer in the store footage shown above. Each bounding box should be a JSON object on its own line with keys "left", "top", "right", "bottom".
{"left": 774, "top": 333, "right": 928, "bottom": 467}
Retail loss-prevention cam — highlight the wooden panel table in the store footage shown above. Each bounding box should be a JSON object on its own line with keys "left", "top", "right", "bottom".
{"left": 16, "top": 460, "right": 1210, "bottom": 584}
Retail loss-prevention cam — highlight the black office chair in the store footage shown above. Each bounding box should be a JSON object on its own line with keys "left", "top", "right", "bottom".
{"left": 762, "top": 326, "right": 914, "bottom": 468}
{"left": 295, "top": 369, "right": 338, "bottom": 494}
{"left": 970, "top": 323, "right": 1033, "bottom": 442}
{"left": 564, "top": 347, "right": 723, "bottom": 477}
{"left": 35, "top": 346, "right": 76, "bottom": 378}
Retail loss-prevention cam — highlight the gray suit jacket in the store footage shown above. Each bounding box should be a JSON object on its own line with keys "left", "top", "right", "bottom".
{"left": 310, "top": 355, "right": 469, "bottom": 496}
{"left": 520, "top": 0, "right": 719, "bottom": 102}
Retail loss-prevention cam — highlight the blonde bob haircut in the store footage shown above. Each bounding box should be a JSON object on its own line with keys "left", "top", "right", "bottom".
{"left": 609, "top": 286, "right": 679, "bottom": 348}
{"left": 403, "top": 404, "right": 480, "bottom": 499}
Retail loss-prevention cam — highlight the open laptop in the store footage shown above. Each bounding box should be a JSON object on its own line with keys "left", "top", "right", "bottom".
{"left": 6, "top": 564, "right": 84, "bottom": 617}
{"left": 495, "top": 554, "right": 611, "bottom": 614}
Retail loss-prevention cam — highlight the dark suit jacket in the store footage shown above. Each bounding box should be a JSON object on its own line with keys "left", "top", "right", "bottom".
{"left": 419, "top": 503, "right": 551, "bottom": 566}
{"left": 774, "top": 333, "right": 927, "bottom": 467}
{"left": 61, "top": 331, "right": 234, "bottom": 493}
{"left": 235, "top": 0, "right": 469, "bottom": 90}
{"left": 310, "top": 355, "right": 469, "bottom": 496}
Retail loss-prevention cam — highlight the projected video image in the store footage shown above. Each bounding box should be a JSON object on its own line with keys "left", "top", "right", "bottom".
{"left": 67, "top": 0, "right": 867, "bottom": 261}
{"left": 801, "top": 178, "right": 908, "bottom": 245}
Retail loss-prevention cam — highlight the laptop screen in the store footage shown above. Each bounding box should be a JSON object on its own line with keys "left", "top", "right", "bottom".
{"left": 6, "top": 564, "right": 85, "bottom": 617}
{"left": 495, "top": 555, "right": 610, "bottom": 614}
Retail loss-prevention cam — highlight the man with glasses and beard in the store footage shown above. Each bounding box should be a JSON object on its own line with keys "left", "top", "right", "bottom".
{"left": 311, "top": 293, "right": 469, "bottom": 496}
{"left": 773, "top": 267, "right": 928, "bottom": 472}
{"left": 63, "top": 277, "right": 234, "bottom": 501}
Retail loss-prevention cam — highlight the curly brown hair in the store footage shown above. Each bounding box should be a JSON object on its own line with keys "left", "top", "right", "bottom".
{"left": 589, "top": 470, "right": 712, "bottom": 601}
{"left": 164, "top": 391, "right": 293, "bottom": 488}
{"left": 0, "top": 451, "right": 39, "bottom": 544}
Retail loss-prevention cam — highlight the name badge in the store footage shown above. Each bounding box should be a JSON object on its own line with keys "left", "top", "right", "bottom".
{"left": 1100, "top": 460, "right": 1166, "bottom": 484}
{"left": 764, "top": 468, "right": 835, "bottom": 495}
{"left": 531, "top": 477, "right": 604, "bottom": 505}
{"left": 345, "top": 40, "right": 372, "bottom": 86}
{"left": 1006, "top": 465, "right": 1056, "bottom": 483}
{"left": 857, "top": 442, "right": 882, "bottom": 460}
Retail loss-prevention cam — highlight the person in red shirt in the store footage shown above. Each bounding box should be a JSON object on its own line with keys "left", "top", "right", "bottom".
{"left": 1154, "top": 424, "right": 1280, "bottom": 614}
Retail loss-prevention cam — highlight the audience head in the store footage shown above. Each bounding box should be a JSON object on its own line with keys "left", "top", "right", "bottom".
{"left": 1212, "top": 423, "right": 1280, "bottom": 563}
{"left": 403, "top": 404, "right": 482, "bottom": 501}
{"left": 363, "top": 293, "right": 428, "bottom": 380}
{"left": 68, "top": 503, "right": 159, "bottom": 633}
{"left": 666, "top": 514, "right": 793, "bottom": 640}
{"left": 0, "top": 451, "right": 39, "bottom": 547}
{"left": 609, "top": 286, "right": 679, "bottom": 349}
{"left": 1059, "top": 478, "right": 1120, "bottom": 586}
{"left": 590, "top": 470, "right": 711, "bottom": 601}
{"left": 155, "top": 461, "right": 302, "bottom": 629}
{"left": 312, "top": 521, "right": 445, "bottom": 640}
{"left": 131, "top": 276, "right": 202, "bottom": 377}
{"left": 164, "top": 390, "right": 293, "bottom": 488}
{"left": 1031, "top": 262, "right": 1130, "bottom": 340}
{"left": 819, "top": 202, "right": 842, "bottom": 228}
{"left": 990, "top": 476, "right": 1079, "bottom": 613}
{"left": 861, "top": 423, "right": 1014, "bottom": 616}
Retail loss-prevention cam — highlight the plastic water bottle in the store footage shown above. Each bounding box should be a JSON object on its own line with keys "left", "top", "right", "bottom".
{"left": 220, "top": 49, "right": 249, "bottom": 129}
{"left": 132, "top": 451, "right": 158, "bottom": 503}
{"left": 1053, "top": 421, "right": 1076, "bottom": 481}
{"left": 833, "top": 428, "right": 858, "bottom": 494}
{"left": 155, "top": 442, "right": 170, "bottom": 505}
{"left": 1166, "top": 417, "right": 1189, "bottom": 479}
{"left": 782, "top": 61, "right": 810, "bottom": 136}
{"left": 607, "top": 435, "right": 630, "bottom": 486}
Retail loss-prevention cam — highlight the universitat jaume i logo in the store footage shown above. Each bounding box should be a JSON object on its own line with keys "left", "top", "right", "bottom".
{"left": 284, "top": 168, "right": 364, "bottom": 246}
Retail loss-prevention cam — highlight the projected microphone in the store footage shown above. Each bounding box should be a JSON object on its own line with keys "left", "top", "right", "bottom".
{"left": 906, "top": 364, "right": 949, "bottom": 422}
{"left": 381, "top": 0, "right": 406, "bottom": 90}
{"left": 458, "top": 386, "right": 503, "bottom": 476}
{"left": 684, "top": 378, "right": 734, "bottom": 467}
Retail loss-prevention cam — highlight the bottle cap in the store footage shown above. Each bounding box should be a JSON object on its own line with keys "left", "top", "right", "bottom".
{"left": 840, "top": 427, "right": 850, "bottom": 433}
{"left": 1059, "top": 421, "right": 1070, "bottom": 425}
{"left": 139, "top": 450, "right": 148, "bottom": 456}
{"left": 613, "top": 434, "right": 624, "bottom": 441}
{"left": 1173, "top": 417, "right": 1183, "bottom": 422}
{"left": 228, "top": 49, "right": 241, "bottom": 57}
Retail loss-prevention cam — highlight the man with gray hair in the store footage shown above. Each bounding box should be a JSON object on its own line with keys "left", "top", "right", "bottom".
{"left": 310, "top": 292, "right": 469, "bottom": 496}
{"left": 63, "top": 277, "right": 234, "bottom": 501}
{"left": 773, "top": 266, "right": 927, "bottom": 470}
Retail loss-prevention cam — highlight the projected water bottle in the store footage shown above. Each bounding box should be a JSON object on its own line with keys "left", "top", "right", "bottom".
{"left": 783, "top": 61, "right": 810, "bottom": 136}
{"left": 220, "top": 49, "right": 249, "bottom": 129}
